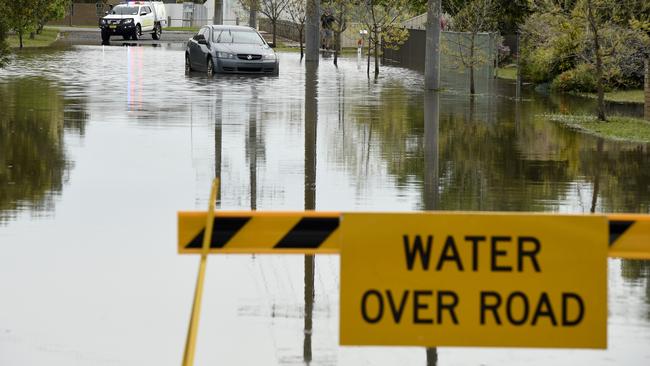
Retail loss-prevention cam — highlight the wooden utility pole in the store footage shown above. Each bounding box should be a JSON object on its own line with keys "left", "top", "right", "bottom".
{"left": 249, "top": 1, "right": 257, "bottom": 28}
{"left": 425, "top": 0, "right": 441, "bottom": 90}
{"left": 214, "top": 0, "right": 223, "bottom": 25}
{"left": 305, "top": 0, "right": 320, "bottom": 63}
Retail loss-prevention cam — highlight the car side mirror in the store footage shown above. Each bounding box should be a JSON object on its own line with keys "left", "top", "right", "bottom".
{"left": 269, "top": 42, "right": 276, "bottom": 48}
{"left": 140, "top": 12, "right": 147, "bottom": 16}
{"left": 197, "top": 35, "right": 207, "bottom": 45}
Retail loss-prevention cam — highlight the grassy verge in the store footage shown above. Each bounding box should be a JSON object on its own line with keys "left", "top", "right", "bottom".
{"left": 496, "top": 66, "right": 517, "bottom": 80}
{"left": 166, "top": 27, "right": 199, "bottom": 32}
{"left": 8, "top": 28, "right": 59, "bottom": 48}
{"left": 544, "top": 114, "right": 650, "bottom": 143}
{"left": 571, "top": 89, "right": 645, "bottom": 104}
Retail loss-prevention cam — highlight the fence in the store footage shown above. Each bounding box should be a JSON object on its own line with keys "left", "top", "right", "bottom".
{"left": 258, "top": 18, "right": 362, "bottom": 48}
{"left": 383, "top": 30, "right": 497, "bottom": 72}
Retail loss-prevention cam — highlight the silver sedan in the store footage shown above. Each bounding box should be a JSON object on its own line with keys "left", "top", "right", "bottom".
{"left": 185, "top": 25, "right": 279, "bottom": 76}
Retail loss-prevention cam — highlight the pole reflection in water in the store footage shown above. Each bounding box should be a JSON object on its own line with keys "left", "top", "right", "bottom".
{"left": 423, "top": 90, "right": 440, "bottom": 366}
{"left": 247, "top": 85, "right": 259, "bottom": 210}
{"left": 214, "top": 89, "right": 223, "bottom": 203}
{"left": 303, "top": 62, "right": 318, "bottom": 364}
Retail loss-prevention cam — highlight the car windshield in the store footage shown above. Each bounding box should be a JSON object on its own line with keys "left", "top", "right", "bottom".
{"left": 214, "top": 29, "right": 265, "bottom": 45}
{"left": 111, "top": 6, "right": 139, "bottom": 15}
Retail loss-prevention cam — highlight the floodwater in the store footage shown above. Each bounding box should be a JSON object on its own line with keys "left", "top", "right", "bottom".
{"left": 0, "top": 44, "right": 649, "bottom": 365}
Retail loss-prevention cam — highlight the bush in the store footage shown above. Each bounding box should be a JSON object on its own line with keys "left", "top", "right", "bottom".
{"left": 520, "top": 12, "right": 582, "bottom": 84}
{"left": 551, "top": 64, "right": 599, "bottom": 92}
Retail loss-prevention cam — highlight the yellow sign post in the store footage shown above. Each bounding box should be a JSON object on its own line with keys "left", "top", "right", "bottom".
{"left": 340, "top": 213, "right": 608, "bottom": 348}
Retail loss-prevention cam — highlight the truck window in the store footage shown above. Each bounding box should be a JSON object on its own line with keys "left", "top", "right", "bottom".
{"left": 111, "top": 5, "right": 138, "bottom": 15}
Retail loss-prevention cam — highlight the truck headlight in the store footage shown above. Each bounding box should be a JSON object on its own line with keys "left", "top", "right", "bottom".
{"left": 263, "top": 53, "right": 276, "bottom": 60}
{"left": 100, "top": 19, "right": 107, "bottom": 25}
{"left": 122, "top": 18, "right": 133, "bottom": 24}
{"left": 216, "top": 52, "right": 235, "bottom": 59}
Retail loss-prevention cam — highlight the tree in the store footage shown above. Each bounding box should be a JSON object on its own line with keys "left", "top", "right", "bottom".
{"left": 286, "top": 0, "right": 306, "bottom": 59}
{"left": 583, "top": 0, "right": 607, "bottom": 121}
{"left": 325, "top": 0, "right": 352, "bottom": 66}
{"left": 259, "top": 0, "right": 290, "bottom": 46}
{"left": 444, "top": 0, "right": 498, "bottom": 94}
{"left": 32, "top": 0, "right": 70, "bottom": 36}
{"left": 357, "top": 0, "right": 410, "bottom": 78}
{"left": 0, "top": 1, "right": 10, "bottom": 66}
{"left": 6, "top": 0, "right": 38, "bottom": 49}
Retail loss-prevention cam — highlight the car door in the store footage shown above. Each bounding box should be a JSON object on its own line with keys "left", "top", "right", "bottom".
{"left": 189, "top": 27, "right": 207, "bottom": 69}
{"left": 141, "top": 6, "right": 154, "bottom": 31}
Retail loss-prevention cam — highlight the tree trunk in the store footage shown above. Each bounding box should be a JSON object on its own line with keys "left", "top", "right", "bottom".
{"left": 643, "top": 57, "right": 650, "bottom": 121}
{"left": 587, "top": 0, "right": 606, "bottom": 121}
{"left": 333, "top": 31, "right": 339, "bottom": 66}
{"left": 469, "top": 35, "right": 475, "bottom": 94}
{"left": 367, "top": 41, "right": 371, "bottom": 77}
{"left": 19, "top": 31, "right": 23, "bottom": 49}
{"left": 300, "top": 29, "right": 304, "bottom": 60}
{"left": 272, "top": 21, "right": 277, "bottom": 46}
{"left": 373, "top": 31, "right": 379, "bottom": 78}
{"left": 29, "top": 32, "right": 35, "bottom": 40}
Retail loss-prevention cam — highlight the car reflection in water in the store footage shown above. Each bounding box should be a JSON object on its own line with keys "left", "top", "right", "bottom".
{"left": 185, "top": 25, "right": 279, "bottom": 76}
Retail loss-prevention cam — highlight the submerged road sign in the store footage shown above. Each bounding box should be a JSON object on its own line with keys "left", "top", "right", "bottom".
{"left": 339, "top": 213, "right": 608, "bottom": 348}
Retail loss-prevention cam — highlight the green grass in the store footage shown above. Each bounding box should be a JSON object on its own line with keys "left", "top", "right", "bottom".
{"left": 166, "top": 26, "right": 200, "bottom": 32}
{"left": 496, "top": 66, "right": 517, "bottom": 80}
{"left": 544, "top": 114, "right": 650, "bottom": 143}
{"left": 8, "top": 29, "right": 59, "bottom": 48}
{"left": 572, "top": 89, "right": 645, "bottom": 104}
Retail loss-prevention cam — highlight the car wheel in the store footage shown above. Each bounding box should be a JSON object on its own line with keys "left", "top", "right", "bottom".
{"left": 152, "top": 24, "right": 161, "bottom": 40}
{"left": 185, "top": 53, "right": 192, "bottom": 72}
{"left": 101, "top": 30, "right": 110, "bottom": 44}
{"left": 206, "top": 57, "right": 214, "bottom": 76}
{"left": 132, "top": 25, "right": 141, "bottom": 40}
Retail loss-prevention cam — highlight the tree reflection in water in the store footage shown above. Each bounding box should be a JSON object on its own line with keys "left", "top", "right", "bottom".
{"left": 0, "top": 77, "right": 87, "bottom": 222}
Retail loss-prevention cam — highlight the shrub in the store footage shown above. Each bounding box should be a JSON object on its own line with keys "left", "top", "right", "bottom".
{"left": 551, "top": 64, "right": 599, "bottom": 92}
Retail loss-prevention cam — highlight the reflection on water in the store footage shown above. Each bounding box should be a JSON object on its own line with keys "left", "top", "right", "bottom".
{"left": 0, "top": 45, "right": 649, "bottom": 365}
{"left": 0, "top": 78, "right": 86, "bottom": 222}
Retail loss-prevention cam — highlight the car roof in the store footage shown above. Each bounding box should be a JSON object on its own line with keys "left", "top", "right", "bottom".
{"left": 208, "top": 25, "right": 257, "bottom": 32}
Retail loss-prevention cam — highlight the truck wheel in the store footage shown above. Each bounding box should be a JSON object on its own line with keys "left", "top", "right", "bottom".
{"left": 206, "top": 57, "right": 214, "bottom": 76}
{"left": 101, "top": 30, "right": 110, "bottom": 44}
{"left": 132, "top": 25, "right": 141, "bottom": 40}
{"left": 152, "top": 24, "right": 161, "bottom": 40}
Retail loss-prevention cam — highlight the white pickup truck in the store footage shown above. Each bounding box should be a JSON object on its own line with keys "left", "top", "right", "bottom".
{"left": 99, "top": 1, "right": 167, "bottom": 42}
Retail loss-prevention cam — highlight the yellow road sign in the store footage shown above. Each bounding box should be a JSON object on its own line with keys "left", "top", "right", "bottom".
{"left": 178, "top": 211, "right": 341, "bottom": 254}
{"left": 178, "top": 212, "right": 650, "bottom": 259}
{"left": 339, "top": 213, "right": 608, "bottom": 348}
{"left": 608, "top": 214, "right": 650, "bottom": 259}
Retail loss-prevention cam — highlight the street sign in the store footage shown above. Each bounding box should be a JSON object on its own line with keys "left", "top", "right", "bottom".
{"left": 339, "top": 213, "right": 608, "bottom": 348}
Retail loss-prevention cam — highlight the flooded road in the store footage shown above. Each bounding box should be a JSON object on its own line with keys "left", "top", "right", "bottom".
{"left": 1, "top": 44, "right": 649, "bottom": 365}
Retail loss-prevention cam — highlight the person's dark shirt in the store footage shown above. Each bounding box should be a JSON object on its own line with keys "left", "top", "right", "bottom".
{"left": 321, "top": 14, "right": 335, "bottom": 30}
